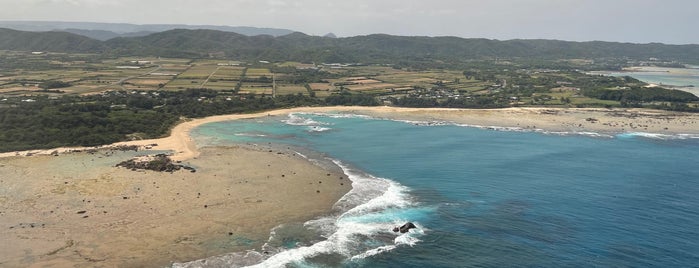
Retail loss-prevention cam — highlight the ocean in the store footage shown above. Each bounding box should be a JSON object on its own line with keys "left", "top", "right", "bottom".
{"left": 181, "top": 112, "right": 699, "bottom": 267}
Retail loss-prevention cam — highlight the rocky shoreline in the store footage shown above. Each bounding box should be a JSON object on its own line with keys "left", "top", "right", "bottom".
{"left": 115, "top": 153, "right": 197, "bottom": 173}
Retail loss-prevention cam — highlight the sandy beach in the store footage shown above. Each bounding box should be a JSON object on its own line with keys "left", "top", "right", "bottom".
{"left": 3, "top": 107, "right": 698, "bottom": 161}
{"left": 359, "top": 107, "right": 699, "bottom": 135}
{"left": 1, "top": 106, "right": 698, "bottom": 267}
{"left": 0, "top": 145, "right": 350, "bottom": 267}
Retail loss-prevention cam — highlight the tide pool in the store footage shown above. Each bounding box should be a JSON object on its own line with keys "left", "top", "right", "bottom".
{"left": 184, "top": 113, "right": 699, "bottom": 267}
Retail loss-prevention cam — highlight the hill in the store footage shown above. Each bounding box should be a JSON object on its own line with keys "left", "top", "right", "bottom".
{"left": 107, "top": 30, "right": 699, "bottom": 64}
{"left": 61, "top": 28, "right": 156, "bottom": 41}
{"left": 2, "top": 27, "right": 699, "bottom": 64}
{"left": 0, "top": 28, "right": 106, "bottom": 52}
{"left": 0, "top": 21, "right": 295, "bottom": 39}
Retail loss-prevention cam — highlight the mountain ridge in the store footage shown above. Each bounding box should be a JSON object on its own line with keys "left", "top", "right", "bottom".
{"left": 0, "top": 20, "right": 295, "bottom": 39}
{"left": 2, "top": 27, "right": 699, "bottom": 64}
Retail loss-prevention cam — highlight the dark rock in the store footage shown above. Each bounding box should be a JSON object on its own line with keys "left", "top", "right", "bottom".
{"left": 116, "top": 154, "right": 193, "bottom": 173}
{"left": 77, "top": 211, "right": 87, "bottom": 214}
{"left": 392, "top": 222, "right": 417, "bottom": 233}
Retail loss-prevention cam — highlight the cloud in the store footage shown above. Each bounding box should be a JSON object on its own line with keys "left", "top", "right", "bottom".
{"left": 0, "top": 0, "right": 696, "bottom": 44}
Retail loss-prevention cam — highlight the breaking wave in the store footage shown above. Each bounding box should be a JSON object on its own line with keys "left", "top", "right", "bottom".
{"left": 283, "top": 113, "right": 334, "bottom": 133}
{"left": 172, "top": 160, "right": 427, "bottom": 268}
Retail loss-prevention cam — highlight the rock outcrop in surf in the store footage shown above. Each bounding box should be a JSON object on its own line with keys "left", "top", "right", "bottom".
{"left": 393, "top": 222, "right": 417, "bottom": 233}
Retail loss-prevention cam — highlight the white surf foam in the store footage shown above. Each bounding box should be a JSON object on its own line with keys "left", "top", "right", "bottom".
{"left": 171, "top": 159, "right": 424, "bottom": 268}
{"left": 307, "top": 126, "right": 332, "bottom": 132}
{"left": 282, "top": 113, "right": 331, "bottom": 126}
{"left": 617, "top": 132, "right": 699, "bottom": 140}
{"left": 349, "top": 227, "right": 424, "bottom": 262}
{"left": 302, "top": 112, "right": 374, "bottom": 120}
{"left": 234, "top": 133, "right": 268, "bottom": 137}
{"left": 282, "top": 113, "right": 335, "bottom": 133}
{"left": 242, "top": 160, "right": 423, "bottom": 267}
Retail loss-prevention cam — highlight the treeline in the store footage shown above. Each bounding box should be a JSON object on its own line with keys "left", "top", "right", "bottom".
{"left": 390, "top": 96, "right": 509, "bottom": 109}
{"left": 0, "top": 89, "right": 377, "bottom": 152}
{"left": 325, "top": 92, "right": 380, "bottom": 106}
{"left": 582, "top": 87, "right": 699, "bottom": 103}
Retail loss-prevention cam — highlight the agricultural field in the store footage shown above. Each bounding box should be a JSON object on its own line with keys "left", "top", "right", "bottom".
{"left": 211, "top": 66, "right": 245, "bottom": 80}
{"left": 245, "top": 68, "right": 273, "bottom": 78}
{"left": 176, "top": 65, "right": 218, "bottom": 79}
{"left": 2, "top": 51, "right": 683, "bottom": 111}
{"left": 309, "top": 83, "right": 334, "bottom": 91}
{"left": 276, "top": 85, "right": 309, "bottom": 95}
{"left": 200, "top": 80, "right": 239, "bottom": 90}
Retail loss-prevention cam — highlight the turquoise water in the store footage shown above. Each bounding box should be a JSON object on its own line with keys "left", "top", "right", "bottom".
{"left": 596, "top": 67, "right": 699, "bottom": 97}
{"left": 183, "top": 113, "right": 699, "bottom": 267}
{"left": 603, "top": 67, "right": 699, "bottom": 87}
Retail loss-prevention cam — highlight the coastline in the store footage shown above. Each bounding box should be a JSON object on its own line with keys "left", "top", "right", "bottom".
{"left": 3, "top": 106, "right": 698, "bottom": 161}
{"left": 2, "top": 106, "right": 698, "bottom": 266}
{"left": 0, "top": 145, "right": 351, "bottom": 267}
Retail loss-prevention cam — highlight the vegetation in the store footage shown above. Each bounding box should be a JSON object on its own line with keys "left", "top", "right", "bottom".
{"left": 325, "top": 92, "right": 380, "bottom": 106}
{"left": 583, "top": 87, "right": 699, "bottom": 103}
{"left": 39, "top": 81, "right": 72, "bottom": 90}
{"left": 0, "top": 28, "right": 106, "bottom": 53}
{"left": 0, "top": 89, "right": 378, "bottom": 152}
{"left": 2, "top": 28, "right": 699, "bottom": 64}
{"left": 1, "top": 29, "right": 699, "bottom": 152}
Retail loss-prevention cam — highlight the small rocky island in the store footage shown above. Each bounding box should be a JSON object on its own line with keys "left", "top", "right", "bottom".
{"left": 116, "top": 154, "right": 196, "bottom": 173}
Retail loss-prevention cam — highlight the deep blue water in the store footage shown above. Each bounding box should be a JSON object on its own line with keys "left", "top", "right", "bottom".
{"left": 186, "top": 113, "right": 699, "bottom": 268}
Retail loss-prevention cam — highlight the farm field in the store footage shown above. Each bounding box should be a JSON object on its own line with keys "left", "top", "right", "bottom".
{"left": 1, "top": 52, "right": 678, "bottom": 111}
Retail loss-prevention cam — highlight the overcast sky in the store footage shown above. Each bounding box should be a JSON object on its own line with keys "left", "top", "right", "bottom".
{"left": 1, "top": 0, "right": 696, "bottom": 44}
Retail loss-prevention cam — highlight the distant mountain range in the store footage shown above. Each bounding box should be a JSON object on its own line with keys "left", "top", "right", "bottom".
{"left": 0, "top": 21, "right": 295, "bottom": 40}
{"left": 2, "top": 26, "right": 699, "bottom": 65}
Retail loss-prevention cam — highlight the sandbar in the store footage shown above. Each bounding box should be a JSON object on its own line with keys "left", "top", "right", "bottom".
{"left": 0, "top": 145, "right": 350, "bottom": 267}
